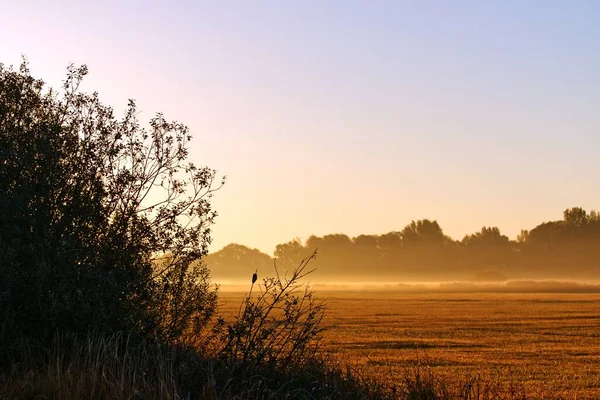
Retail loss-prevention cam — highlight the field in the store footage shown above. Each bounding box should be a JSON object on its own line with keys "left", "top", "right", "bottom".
{"left": 218, "top": 290, "right": 600, "bottom": 399}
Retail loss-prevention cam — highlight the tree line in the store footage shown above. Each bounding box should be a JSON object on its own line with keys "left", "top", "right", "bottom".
{"left": 206, "top": 207, "right": 600, "bottom": 281}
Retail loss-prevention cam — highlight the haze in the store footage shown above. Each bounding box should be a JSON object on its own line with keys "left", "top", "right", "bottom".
{"left": 2, "top": 1, "right": 599, "bottom": 254}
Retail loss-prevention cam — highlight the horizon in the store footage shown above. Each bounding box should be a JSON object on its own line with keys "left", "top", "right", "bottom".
{"left": 208, "top": 205, "right": 592, "bottom": 255}
{"left": 2, "top": 1, "right": 599, "bottom": 255}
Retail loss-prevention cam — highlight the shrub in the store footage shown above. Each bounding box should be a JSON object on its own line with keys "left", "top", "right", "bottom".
{"left": 213, "top": 250, "right": 326, "bottom": 372}
{"left": 0, "top": 60, "right": 223, "bottom": 354}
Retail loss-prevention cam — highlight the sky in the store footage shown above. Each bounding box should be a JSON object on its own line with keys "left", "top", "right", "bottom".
{"left": 2, "top": 1, "right": 599, "bottom": 255}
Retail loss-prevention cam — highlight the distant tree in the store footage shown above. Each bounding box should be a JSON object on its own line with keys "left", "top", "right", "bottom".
{"left": 516, "top": 229, "right": 530, "bottom": 244}
{"left": 377, "top": 231, "right": 402, "bottom": 250}
{"left": 563, "top": 207, "right": 588, "bottom": 228}
{"left": 513, "top": 208, "right": 600, "bottom": 273}
{"left": 274, "top": 238, "right": 308, "bottom": 270}
{"left": 462, "top": 227, "right": 513, "bottom": 271}
{"left": 318, "top": 234, "right": 355, "bottom": 274}
{"left": 0, "top": 61, "right": 223, "bottom": 348}
{"left": 587, "top": 210, "right": 600, "bottom": 239}
{"left": 305, "top": 235, "right": 324, "bottom": 250}
{"left": 462, "top": 227, "right": 510, "bottom": 247}
{"left": 353, "top": 234, "right": 379, "bottom": 248}
{"left": 351, "top": 234, "right": 381, "bottom": 273}
{"left": 205, "top": 244, "right": 272, "bottom": 279}
{"left": 376, "top": 232, "right": 403, "bottom": 271}
{"left": 401, "top": 219, "right": 446, "bottom": 244}
{"left": 526, "top": 221, "right": 564, "bottom": 247}
{"left": 321, "top": 234, "right": 353, "bottom": 249}
{"left": 399, "top": 220, "right": 458, "bottom": 274}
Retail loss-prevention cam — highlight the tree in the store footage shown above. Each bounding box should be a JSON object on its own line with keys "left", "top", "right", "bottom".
{"left": 204, "top": 244, "right": 273, "bottom": 279}
{"left": 0, "top": 61, "right": 223, "bottom": 348}
{"left": 401, "top": 219, "right": 446, "bottom": 244}
{"left": 274, "top": 238, "right": 308, "bottom": 270}
{"left": 563, "top": 207, "right": 587, "bottom": 228}
{"left": 353, "top": 234, "right": 379, "bottom": 248}
{"left": 462, "top": 227, "right": 510, "bottom": 248}
{"left": 516, "top": 229, "right": 530, "bottom": 244}
{"left": 462, "top": 227, "right": 513, "bottom": 270}
{"left": 526, "top": 221, "right": 564, "bottom": 247}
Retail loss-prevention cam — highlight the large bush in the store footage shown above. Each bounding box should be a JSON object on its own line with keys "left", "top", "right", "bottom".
{"left": 0, "top": 61, "right": 223, "bottom": 350}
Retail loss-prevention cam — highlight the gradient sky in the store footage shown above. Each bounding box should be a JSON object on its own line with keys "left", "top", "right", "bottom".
{"left": 2, "top": 1, "right": 599, "bottom": 255}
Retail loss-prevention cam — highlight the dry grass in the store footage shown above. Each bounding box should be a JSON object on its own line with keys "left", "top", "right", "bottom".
{"left": 219, "top": 291, "right": 600, "bottom": 399}
{"left": 0, "top": 333, "right": 180, "bottom": 400}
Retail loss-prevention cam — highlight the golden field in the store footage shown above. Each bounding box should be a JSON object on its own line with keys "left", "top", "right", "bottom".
{"left": 218, "top": 290, "right": 600, "bottom": 399}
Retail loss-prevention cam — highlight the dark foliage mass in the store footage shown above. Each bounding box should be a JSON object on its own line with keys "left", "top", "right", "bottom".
{"left": 0, "top": 61, "right": 223, "bottom": 353}
{"left": 208, "top": 208, "right": 600, "bottom": 282}
{"left": 1, "top": 60, "right": 381, "bottom": 399}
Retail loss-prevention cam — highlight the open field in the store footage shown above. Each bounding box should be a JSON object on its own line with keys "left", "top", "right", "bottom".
{"left": 218, "top": 290, "right": 600, "bottom": 399}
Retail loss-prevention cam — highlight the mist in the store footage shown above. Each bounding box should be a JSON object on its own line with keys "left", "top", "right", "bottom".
{"left": 206, "top": 207, "right": 600, "bottom": 288}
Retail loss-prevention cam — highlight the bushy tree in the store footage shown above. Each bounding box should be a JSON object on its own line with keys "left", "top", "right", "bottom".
{"left": 274, "top": 238, "right": 308, "bottom": 270}
{"left": 401, "top": 219, "right": 446, "bottom": 244}
{"left": 462, "top": 227, "right": 510, "bottom": 248}
{"left": 0, "top": 61, "right": 223, "bottom": 349}
{"left": 563, "top": 207, "right": 587, "bottom": 228}
{"left": 204, "top": 243, "right": 273, "bottom": 279}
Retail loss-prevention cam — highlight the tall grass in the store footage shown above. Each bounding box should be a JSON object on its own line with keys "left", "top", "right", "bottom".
{"left": 0, "top": 332, "right": 179, "bottom": 399}
{"left": 0, "top": 337, "right": 541, "bottom": 400}
{"left": 0, "top": 333, "right": 394, "bottom": 399}
{"left": 0, "top": 337, "right": 545, "bottom": 399}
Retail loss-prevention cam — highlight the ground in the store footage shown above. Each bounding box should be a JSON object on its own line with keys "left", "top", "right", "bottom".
{"left": 218, "top": 290, "right": 600, "bottom": 399}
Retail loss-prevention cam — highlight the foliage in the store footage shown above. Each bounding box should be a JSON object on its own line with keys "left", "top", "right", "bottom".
{"left": 401, "top": 219, "right": 447, "bottom": 245}
{"left": 0, "top": 60, "right": 222, "bottom": 351}
{"left": 213, "top": 250, "right": 326, "bottom": 373}
{"left": 204, "top": 243, "right": 273, "bottom": 280}
{"left": 218, "top": 207, "right": 600, "bottom": 282}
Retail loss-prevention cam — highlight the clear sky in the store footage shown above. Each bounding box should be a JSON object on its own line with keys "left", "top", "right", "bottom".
{"left": 2, "top": 1, "right": 599, "bottom": 255}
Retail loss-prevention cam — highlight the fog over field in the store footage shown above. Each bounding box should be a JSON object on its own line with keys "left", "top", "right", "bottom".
{"left": 206, "top": 208, "right": 600, "bottom": 290}
{"left": 216, "top": 278, "right": 600, "bottom": 293}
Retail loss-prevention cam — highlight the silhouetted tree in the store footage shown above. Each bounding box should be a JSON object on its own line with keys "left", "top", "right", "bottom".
{"left": 399, "top": 219, "right": 457, "bottom": 274}
{"left": 377, "top": 231, "right": 403, "bottom": 273}
{"left": 401, "top": 219, "right": 446, "bottom": 244}
{"left": 462, "top": 227, "right": 513, "bottom": 272}
{"left": 526, "top": 221, "right": 563, "bottom": 247}
{"left": 274, "top": 238, "right": 308, "bottom": 271}
{"left": 352, "top": 234, "right": 382, "bottom": 275}
{"left": 463, "top": 227, "right": 509, "bottom": 247}
{"left": 354, "top": 234, "right": 379, "bottom": 248}
{"left": 0, "top": 61, "right": 223, "bottom": 350}
{"left": 204, "top": 244, "right": 273, "bottom": 279}
{"left": 305, "top": 235, "right": 324, "bottom": 250}
{"left": 564, "top": 207, "right": 587, "bottom": 228}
